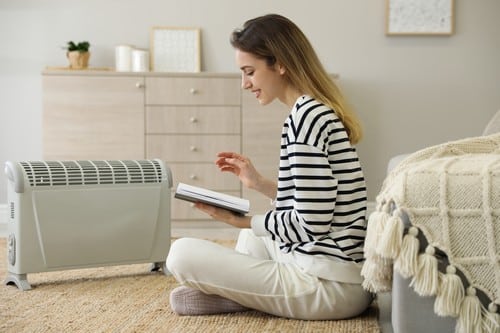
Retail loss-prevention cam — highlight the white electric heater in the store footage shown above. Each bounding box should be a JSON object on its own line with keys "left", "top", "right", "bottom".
{"left": 4, "top": 159, "right": 172, "bottom": 291}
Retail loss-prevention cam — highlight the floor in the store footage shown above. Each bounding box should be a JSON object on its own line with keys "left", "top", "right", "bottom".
{"left": 0, "top": 219, "right": 392, "bottom": 332}
{"left": 172, "top": 222, "right": 393, "bottom": 333}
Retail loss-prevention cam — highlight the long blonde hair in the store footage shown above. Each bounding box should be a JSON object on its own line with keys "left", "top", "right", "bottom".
{"left": 231, "top": 14, "right": 362, "bottom": 144}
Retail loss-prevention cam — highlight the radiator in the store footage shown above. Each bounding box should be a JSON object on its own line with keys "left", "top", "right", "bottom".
{"left": 4, "top": 159, "right": 172, "bottom": 291}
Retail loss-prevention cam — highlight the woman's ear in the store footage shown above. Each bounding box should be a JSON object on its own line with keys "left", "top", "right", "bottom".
{"left": 278, "top": 63, "right": 286, "bottom": 75}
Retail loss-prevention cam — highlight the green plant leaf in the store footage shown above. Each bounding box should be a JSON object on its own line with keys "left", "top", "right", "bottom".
{"left": 64, "top": 41, "right": 90, "bottom": 52}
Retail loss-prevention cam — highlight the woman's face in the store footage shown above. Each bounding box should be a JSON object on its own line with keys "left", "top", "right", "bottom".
{"left": 235, "top": 49, "right": 286, "bottom": 106}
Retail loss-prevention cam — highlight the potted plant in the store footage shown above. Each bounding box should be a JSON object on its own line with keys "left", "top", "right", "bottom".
{"left": 65, "top": 41, "right": 91, "bottom": 69}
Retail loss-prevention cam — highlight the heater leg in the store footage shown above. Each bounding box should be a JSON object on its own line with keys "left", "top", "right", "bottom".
{"left": 4, "top": 273, "right": 32, "bottom": 291}
{"left": 150, "top": 262, "right": 170, "bottom": 276}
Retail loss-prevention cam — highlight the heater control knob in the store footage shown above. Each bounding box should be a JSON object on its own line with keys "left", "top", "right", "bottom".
{"left": 8, "top": 234, "right": 15, "bottom": 266}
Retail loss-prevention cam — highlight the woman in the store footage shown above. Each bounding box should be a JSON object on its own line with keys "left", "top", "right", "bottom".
{"left": 166, "top": 14, "right": 372, "bottom": 320}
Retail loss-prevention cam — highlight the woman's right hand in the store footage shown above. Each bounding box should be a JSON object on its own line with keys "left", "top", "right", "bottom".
{"left": 216, "top": 152, "right": 277, "bottom": 199}
{"left": 215, "top": 152, "right": 261, "bottom": 189}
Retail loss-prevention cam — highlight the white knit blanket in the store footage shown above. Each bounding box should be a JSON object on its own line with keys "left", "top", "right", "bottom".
{"left": 361, "top": 133, "right": 500, "bottom": 333}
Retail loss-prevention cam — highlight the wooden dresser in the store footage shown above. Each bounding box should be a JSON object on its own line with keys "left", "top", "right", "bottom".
{"left": 42, "top": 70, "right": 287, "bottom": 225}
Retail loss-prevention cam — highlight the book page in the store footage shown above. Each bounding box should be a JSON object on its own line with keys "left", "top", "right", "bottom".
{"left": 175, "top": 183, "right": 250, "bottom": 214}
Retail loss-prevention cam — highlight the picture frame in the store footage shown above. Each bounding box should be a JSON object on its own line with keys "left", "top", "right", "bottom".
{"left": 150, "top": 27, "right": 201, "bottom": 72}
{"left": 386, "top": 0, "right": 454, "bottom": 36}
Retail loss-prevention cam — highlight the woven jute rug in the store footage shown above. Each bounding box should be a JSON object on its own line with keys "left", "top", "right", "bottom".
{"left": 0, "top": 238, "right": 380, "bottom": 333}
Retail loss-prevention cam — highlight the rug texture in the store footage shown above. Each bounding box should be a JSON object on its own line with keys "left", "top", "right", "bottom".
{"left": 0, "top": 238, "right": 380, "bottom": 333}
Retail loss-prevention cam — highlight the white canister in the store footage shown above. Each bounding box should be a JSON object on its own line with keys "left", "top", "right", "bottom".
{"left": 115, "top": 45, "right": 133, "bottom": 72}
{"left": 131, "top": 49, "right": 149, "bottom": 72}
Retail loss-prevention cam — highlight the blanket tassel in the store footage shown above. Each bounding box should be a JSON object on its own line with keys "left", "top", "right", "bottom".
{"left": 434, "top": 265, "right": 464, "bottom": 317}
{"left": 483, "top": 303, "right": 499, "bottom": 333}
{"left": 361, "top": 202, "right": 393, "bottom": 293}
{"left": 364, "top": 209, "right": 382, "bottom": 255}
{"left": 456, "top": 287, "right": 483, "bottom": 333}
{"left": 394, "top": 226, "right": 420, "bottom": 278}
{"left": 377, "top": 209, "right": 404, "bottom": 259}
{"left": 410, "top": 245, "right": 439, "bottom": 296}
{"left": 365, "top": 202, "right": 391, "bottom": 253}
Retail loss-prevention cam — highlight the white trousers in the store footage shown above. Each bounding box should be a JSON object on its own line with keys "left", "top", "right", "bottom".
{"left": 166, "top": 229, "right": 372, "bottom": 320}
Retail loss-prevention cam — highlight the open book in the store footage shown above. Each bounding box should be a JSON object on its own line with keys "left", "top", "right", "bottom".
{"left": 174, "top": 183, "right": 250, "bottom": 215}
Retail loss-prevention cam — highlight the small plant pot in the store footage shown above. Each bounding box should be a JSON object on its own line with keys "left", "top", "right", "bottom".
{"left": 67, "top": 51, "right": 90, "bottom": 69}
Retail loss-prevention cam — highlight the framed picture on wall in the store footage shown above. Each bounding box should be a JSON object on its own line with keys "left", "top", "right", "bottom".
{"left": 151, "top": 27, "right": 201, "bottom": 72}
{"left": 386, "top": 0, "right": 454, "bottom": 35}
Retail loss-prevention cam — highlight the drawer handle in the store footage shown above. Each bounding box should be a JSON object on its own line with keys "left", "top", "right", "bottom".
{"left": 189, "top": 116, "right": 198, "bottom": 123}
{"left": 189, "top": 174, "right": 197, "bottom": 180}
{"left": 135, "top": 82, "right": 144, "bottom": 88}
{"left": 189, "top": 88, "right": 198, "bottom": 95}
{"left": 189, "top": 146, "right": 197, "bottom": 152}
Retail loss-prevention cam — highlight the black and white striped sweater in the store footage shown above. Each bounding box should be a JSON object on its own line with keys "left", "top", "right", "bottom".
{"left": 259, "top": 95, "right": 367, "bottom": 263}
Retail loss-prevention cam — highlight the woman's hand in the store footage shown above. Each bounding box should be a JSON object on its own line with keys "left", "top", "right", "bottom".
{"left": 216, "top": 152, "right": 261, "bottom": 189}
{"left": 194, "top": 202, "right": 252, "bottom": 229}
{"left": 216, "top": 152, "right": 277, "bottom": 199}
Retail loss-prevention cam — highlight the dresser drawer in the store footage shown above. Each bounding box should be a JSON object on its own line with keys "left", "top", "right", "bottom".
{"left": 146, "top": 106, "right": 240, "bottom": 134}
{"left": 146, "top": 77, "right": 240, "bottom": 105}
{"left": 169, "top": 163, "right": 240, "bottom": 191}
{"left": 43, "top": 75, "right": 145, "bottom": 160}
{"left": 147, "top": 134, "right": 240, "bottom": 162}
{"left": 171, "top": 191, "right": 242, "bottom": 220}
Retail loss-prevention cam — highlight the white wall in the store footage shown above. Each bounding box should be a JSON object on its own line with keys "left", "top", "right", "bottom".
{"left": 0, "top": 0, "right": 499, "bottom": 203}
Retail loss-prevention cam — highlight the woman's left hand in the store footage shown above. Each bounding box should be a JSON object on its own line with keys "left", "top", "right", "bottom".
{"left": 194, "top": 202, "right": 252, "bottom": 229}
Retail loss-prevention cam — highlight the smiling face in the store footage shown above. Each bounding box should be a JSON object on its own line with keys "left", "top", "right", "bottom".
{"left": 235, "top": 49, "right": 289, "bottom": 106}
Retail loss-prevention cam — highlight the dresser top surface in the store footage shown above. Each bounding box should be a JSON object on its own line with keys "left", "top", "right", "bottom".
{"left": 42, "top": 68, "right": 240, "bottom": 78}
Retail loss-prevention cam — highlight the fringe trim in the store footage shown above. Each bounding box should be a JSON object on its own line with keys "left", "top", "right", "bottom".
{"left": 361, "top": 202, "right": 393, "bottom": 293}
{"left": 483, "top": 303, "right": 500, "bottom": 333}
{"left": 364, "top": 209, "right": 382, "bottom": 255}
{"left": 434, "top": 265, "right": 464, "bottom": 317}
{"left": 394, "top": 226, "right": 419, "bottom": 278}
{"left": 456, "top": 287, "right": 483, "bottom": 333}
{"left": 360, "top": 253, "right": 393, "bottom": 293}
{"left": 362, "top": 202, "right": 500, "bottom": 333}
{"left": 410, "top": 245, "right": 439, "bottom": 296}
{"left": 377, "top": 209, "right": 404, "bottom": 259}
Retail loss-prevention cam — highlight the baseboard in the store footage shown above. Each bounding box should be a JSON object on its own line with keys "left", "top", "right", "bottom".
{"left": 0, "top": 203, "right": 6, "bottom": 237}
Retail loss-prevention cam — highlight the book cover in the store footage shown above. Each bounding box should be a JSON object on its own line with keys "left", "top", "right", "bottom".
{"left": 174, "top": 183, "right": 250, "bottom": 215}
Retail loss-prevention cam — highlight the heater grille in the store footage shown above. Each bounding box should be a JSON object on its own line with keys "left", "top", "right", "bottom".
{"left": 20, "top": 160, "right": 164, "bottom": 187}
